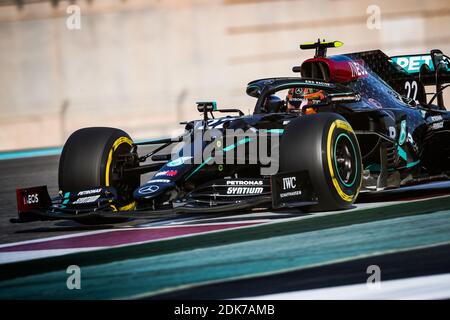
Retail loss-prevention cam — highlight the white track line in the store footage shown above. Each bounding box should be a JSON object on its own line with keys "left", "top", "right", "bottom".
{"left": 1, "top": 195, "right": 448, "bottom": 265}
{"left": 239, "top": 273, "right": 450, "bottom": 300}
{"left": 0, "top": 247, "right": 106, "bottom": 264}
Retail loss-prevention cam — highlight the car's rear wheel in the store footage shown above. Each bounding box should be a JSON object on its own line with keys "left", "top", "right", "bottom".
{"left": 58, "top": 127, "right": 139, "bottom": 210}
{"left": 280, "top": 113, "right": 362, "bottom": 211}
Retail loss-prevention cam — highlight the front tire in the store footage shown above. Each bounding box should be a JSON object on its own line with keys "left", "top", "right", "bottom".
{"left": 280, "top": 113, "right": 362, "bottom": 211}
{"left": 58, "top": 127, "right": 139, "bottom": 209}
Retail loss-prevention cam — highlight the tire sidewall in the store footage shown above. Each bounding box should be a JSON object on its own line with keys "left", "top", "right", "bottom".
{"left": 320, "top": 117, "right": 362, "bottom": 208}
{"left": 280, "top": 113, "right": 362, "bottom": 211}
{"left": 59, "top": 127, "right": 138, "bottom": 206}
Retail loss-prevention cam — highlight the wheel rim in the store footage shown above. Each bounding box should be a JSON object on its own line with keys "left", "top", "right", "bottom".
{"left": 333, "top": 133, "right": 358, "bottom": 187}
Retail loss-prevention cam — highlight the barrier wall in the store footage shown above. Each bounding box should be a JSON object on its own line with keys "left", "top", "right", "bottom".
{"left": 1, "top": 0, "right": 449, "bottom": 150}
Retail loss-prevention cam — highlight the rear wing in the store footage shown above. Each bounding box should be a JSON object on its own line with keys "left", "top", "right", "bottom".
{"left": 390, "top": 51, "right": 450, "bottom": 76}
{"left": 347, "top": 49, "right": 450, "bottom": 109}
{"left": 391, "top": 50, "right": 450, "bottom": 109}
{"left": 390, "top": 50, "right": 450, "bottom": 109}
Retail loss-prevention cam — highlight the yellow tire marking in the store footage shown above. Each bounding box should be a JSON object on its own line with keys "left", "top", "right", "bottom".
{"left": 335, "top": 119, "right": 353, "bottom": 132}
{"left": 105, "top": 136, "right": 134, "bottom": 211}
{"left": 326, "top": 120, "right": 354, "bottom": 202}
{"left": 105, "top": 136, "right": 132, "bottom": 186}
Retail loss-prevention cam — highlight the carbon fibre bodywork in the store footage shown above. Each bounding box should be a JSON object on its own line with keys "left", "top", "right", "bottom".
{"left": 13, "top": 45, "right": 450, "bottom": 222}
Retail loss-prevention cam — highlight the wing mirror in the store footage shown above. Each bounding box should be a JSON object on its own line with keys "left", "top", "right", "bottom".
{"left": 196, "top": 101, "right": 217, "bottom": 113}
{"left": 196, "top": 101, "right": 217, "bottom": 129}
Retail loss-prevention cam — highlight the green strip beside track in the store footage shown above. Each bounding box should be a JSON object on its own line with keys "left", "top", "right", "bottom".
{"left": 1, "top": 195, "right": 450, "bottom": 281}
{"left": 2, "top": 209, "right": 450, "bottom": 299}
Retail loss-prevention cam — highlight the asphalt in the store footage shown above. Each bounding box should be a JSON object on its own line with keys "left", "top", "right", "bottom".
{"left": 0, "top": 155, "right": 73, "bottom": 244}
{"left": 2, "top": 203, "right": 450, "bottom": 298}
{"left": 1, "top": 154, "right": 450, "bottom": 299}
{"left": 0, "top": 151, "right": 157, "bottom": 245}
{"left": 149, "top": 242, "right": 450, "bottom": 299}
{"left": 1, "top": 153, "right": 450, "bottom": 245}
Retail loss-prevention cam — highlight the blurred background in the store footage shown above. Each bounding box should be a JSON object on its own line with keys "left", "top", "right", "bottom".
{"left": 0, "top": 0, "right": 449, "bottom": 151}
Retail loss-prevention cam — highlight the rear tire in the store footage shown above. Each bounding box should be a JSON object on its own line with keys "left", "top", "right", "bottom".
{"left": 58, "top": 127, "right": 139, "bottom": 209}
{"left": 280, "top": 113, "right": 362, "bottom": 211}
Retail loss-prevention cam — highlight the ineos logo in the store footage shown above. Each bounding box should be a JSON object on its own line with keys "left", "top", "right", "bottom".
{"left": 24, "top": 193, "right": 39, "bottom": 204}
{"left": 138, "top": 185, "right": 160, "bottom": 195}
{"left": 349, "top": 61, "right": 368, "bottom": 77}
{"left": 282, "top": 177, "right": 296, "bottom": 190}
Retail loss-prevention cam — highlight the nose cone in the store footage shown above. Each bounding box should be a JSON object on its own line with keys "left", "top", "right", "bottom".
{"left": 133, "top": 180, "right": 176, "bottom": 200}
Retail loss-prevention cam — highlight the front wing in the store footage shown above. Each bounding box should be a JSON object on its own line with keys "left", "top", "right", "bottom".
{"left": 13, "top": 172, "right": 319, "bottom": 224}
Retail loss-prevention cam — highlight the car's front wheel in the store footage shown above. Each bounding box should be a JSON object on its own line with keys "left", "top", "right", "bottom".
{"left": 58, "top": 127, "right": 139, "bottom": 210}
{"left": 279, "top": 113, "right": 362, "bottom": 211}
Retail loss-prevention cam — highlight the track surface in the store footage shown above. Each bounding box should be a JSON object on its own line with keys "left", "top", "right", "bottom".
{"left": 1, "top": 154, "right": 450, "bottom": 299}
{"left": 0, "top": 152, "right": 157, "bottom": 244}
{"left": 0, "top": 156, "right": 64, "bottom": 244}
{"left": 1, "top": 154, "right": 449, "bottom": 245}
{"left": 0, "top": 155, "right": 148, "bottom": 244}
{"left": 151, "top": 242, "right": 450, "bottom": 299}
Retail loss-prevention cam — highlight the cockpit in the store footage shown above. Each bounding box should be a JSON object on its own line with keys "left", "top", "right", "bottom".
{"left": 262, "top": 86, "right": 329, "bottom": 114}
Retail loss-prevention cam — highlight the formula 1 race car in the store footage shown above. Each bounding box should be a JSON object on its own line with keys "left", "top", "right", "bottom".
{"left": 14, "top": 40, "right": 450, "bottom": 223}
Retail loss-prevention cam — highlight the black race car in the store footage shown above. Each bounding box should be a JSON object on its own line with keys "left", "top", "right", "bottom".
{"left": 14, "top": 40, "right": 450, "bottom": 223}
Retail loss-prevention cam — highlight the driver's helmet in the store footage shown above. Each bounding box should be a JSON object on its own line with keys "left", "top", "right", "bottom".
{"left": 286, "top": 87, "right": 326, "bottom": 114}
